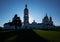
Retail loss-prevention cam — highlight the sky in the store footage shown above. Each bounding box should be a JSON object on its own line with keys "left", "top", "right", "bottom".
{"left": 0, "top": 0, "right": 60, "bottom": 27}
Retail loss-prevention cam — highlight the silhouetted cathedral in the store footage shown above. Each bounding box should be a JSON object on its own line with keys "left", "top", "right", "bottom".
{"left": 4, "top": 4, "right": 55, "bottom": 29}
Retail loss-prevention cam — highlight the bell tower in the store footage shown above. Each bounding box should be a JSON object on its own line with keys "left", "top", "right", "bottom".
{"left": 24, "top": 4, "right": 29, "bottom": 28}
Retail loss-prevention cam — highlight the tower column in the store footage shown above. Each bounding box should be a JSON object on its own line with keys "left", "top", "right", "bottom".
{"left": 23, "top": 4, "right": 29, "bottom": 28}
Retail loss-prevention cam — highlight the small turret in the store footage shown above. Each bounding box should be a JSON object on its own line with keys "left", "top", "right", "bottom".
{"left": 49, "top": 16, "right": 53, "bottom": 25}
{"left": 50, "top": 16, "right": 52, "bottom": 21}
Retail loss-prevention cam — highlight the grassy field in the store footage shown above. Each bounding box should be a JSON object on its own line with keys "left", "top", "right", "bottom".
{"left": 34, "top": 30, "right": 60, "bottom": 42}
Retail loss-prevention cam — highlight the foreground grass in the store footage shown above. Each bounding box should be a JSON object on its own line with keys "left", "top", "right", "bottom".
{"left": 34, "top": 30, "right": 60, "bottom": 42}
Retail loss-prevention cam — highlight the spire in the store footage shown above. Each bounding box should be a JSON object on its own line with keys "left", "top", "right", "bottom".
{"left": 25, "top": 0, "right": 28, "bottom": 8}
{"left": 46, "top": 13, "right": 47, "bottom": 17}
{"left": 25, "top": 4, "right": 27, "bottom": 8}
{"left": 44, "top": 12, "right": 48, "bottom": 18}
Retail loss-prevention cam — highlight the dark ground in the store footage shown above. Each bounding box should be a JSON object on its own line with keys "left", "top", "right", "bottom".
{"left": 0, "top": 29, "right": 48, "bottom": 42}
